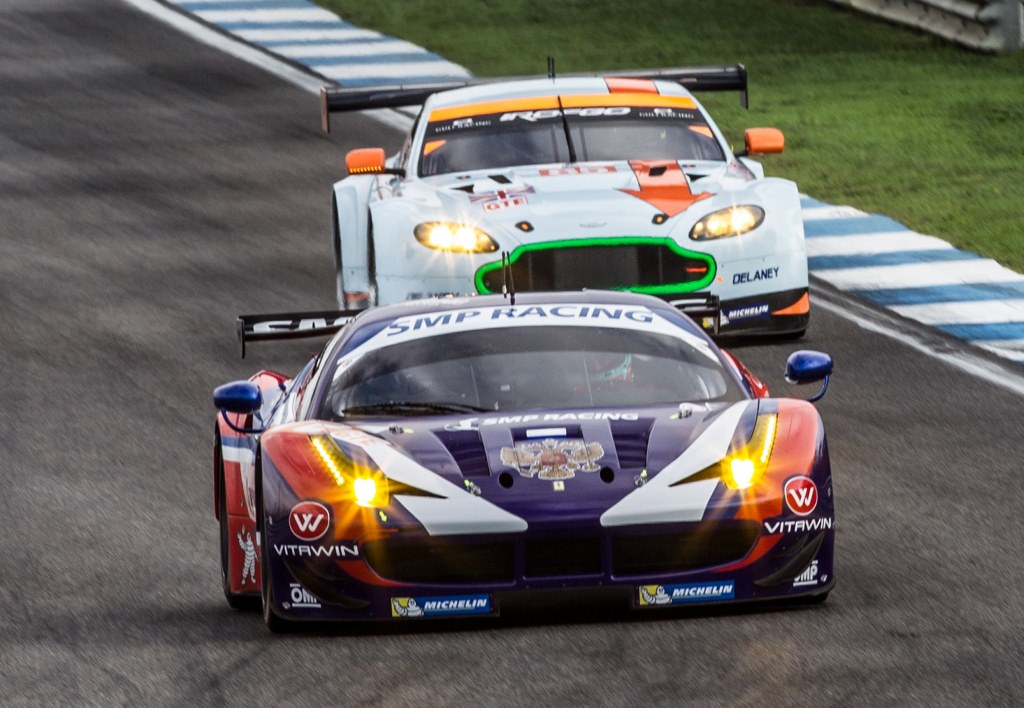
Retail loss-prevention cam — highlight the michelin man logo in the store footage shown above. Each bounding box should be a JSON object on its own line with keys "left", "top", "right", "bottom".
{"left": 237, "top": 528, "right": 257, "bottom": 586}
{"left": 638, "top": 585, "right": 672, "bottom": 606}
{"left": 500, "top": 438, "right": 604, "bottom": 480}
{"left": 392, "top": 598, "right": 424, "bottom": 618}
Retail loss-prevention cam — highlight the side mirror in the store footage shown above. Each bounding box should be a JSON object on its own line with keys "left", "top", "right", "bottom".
{"left": 345, "top": 147, "right": 387, "bottom": 175}
{"left": 785, "top": 350, "right": 832, "bottom": 402}
{"left": 213, "top": 381, "right": 262, "bottom": 414}
{"left": 742, "top": 127, "right": 784, "bottom": 156}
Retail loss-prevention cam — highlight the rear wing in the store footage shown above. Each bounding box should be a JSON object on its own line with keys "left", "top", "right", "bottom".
{"left": 669, "top": 294, "right": 721, "bottom": 335}
{"left": 236, "top": 309, "right": 364, "bottom": 358}
{"left": 320, "top": 64, "right": 748, "bottom": 133}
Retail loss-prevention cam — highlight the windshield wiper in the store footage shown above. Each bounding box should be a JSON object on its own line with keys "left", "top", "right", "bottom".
{"left": 339, "top": 401, "right": 490, "bottom": 418}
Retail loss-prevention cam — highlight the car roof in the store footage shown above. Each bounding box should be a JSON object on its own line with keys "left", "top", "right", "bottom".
{"left": 423, "top": 76, "right": 695, "bottom": 111}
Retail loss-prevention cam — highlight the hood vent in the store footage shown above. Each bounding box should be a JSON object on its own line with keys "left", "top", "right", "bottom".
{"left": 609, "top": 418, "right": 654, "bottom": 469}
{"left": 433, "top": 429, "right": 490, "bottom": 477}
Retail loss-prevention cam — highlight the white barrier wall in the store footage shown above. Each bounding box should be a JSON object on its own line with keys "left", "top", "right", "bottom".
{"left": 827, "top": 0, "right": 1023, "bottom": 51}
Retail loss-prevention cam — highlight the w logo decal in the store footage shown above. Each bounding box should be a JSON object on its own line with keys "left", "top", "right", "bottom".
{"left": 783, "top": 477, "right": 818, "bottom": 516}
{"left": 288, "top": 501, "right": 331, "bottom": 541}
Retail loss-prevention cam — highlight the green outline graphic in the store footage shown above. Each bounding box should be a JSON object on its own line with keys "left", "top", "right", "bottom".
{"left": 474, "top": 237, "right": 717, "bottom": 295}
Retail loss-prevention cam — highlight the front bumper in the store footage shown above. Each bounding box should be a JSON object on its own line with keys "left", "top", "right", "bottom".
{"left": 262, "top": 512, "right": 835, "bottom": 623}
{"left": 371, "top": 238, "right": 808, "bottom": 338}
{"left": 714, "top": 287, "right": 809, "bottom": 338}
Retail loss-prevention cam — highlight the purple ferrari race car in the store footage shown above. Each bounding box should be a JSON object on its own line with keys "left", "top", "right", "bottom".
{"left": 213, "top": 290, "right": 834, "bottom": 631}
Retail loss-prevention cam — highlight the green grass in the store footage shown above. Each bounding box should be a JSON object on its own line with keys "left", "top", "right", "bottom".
{"left": 318, "top": 0, "right": 1024, "bottom": 270}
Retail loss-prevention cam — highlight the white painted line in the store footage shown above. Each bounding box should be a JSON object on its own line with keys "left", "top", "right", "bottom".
{"left": 801, "top": 205, "right": 866, "bottom": 220}
{"left": 276, "top": 40, "right": 432, "bottom": 58}
{"left": 235, "top": 28, "right": 381, "bottom": 42}
{"left": 975, "top": 338, "right": 1024, "bottom": 350}
{"left": 812, "top": 294, "right": 1024, "bottom": 398}
{"left": 817, "top": 259, "right": 1024, "bottom": 291}
{"left": 805, "top": 231, "right": 954, "bottom": 258}
{"left": 194, "top": 8, "right": 342, "bottom": 23}
{"left": 313, "top": 61, "right": 472, "bottom": 80}
{"left": 891, "top": 299, "right": 1024, "bottom": 325}
{"left": 977, "top": 341, "right": 1024, "bottom": 359}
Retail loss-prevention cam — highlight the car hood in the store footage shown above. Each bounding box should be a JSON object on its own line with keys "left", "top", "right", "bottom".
{"left": 406, "top": 160, "right": 759, "bottom": 235}
{"left": 321, "top": 399, "right": 760, "bottom": 531}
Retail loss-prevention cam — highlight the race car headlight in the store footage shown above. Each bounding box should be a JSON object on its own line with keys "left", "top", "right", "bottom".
{"left": 721, "top": 413, "right": 777, "bottom": 490}
{"left": 690, "top": 205, "right": 765, "bottom": 241}
{"left": 309, "top": 434, "right": 390, "bottom": 508}
{"left": 414, "top": 222, "right": 498, "bottom": 253}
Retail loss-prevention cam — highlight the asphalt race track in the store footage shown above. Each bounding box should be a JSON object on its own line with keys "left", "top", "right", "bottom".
{"left": 2, "top": 1, "right": 1023, "bottom": 705}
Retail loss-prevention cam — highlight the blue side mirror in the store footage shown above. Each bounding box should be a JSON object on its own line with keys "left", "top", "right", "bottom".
{"left": 213, "top": 381, "right": 263, "bottom": 414}
{"left": 784, "top": 350, "right": 833, "bottom": 402}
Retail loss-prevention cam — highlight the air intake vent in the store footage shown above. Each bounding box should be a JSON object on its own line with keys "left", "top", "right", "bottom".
{"left": 609, "top": 418, "right": 653, "bottom": 469}
{"left": 434, "top": 429, "right": 490, "bottom": 477}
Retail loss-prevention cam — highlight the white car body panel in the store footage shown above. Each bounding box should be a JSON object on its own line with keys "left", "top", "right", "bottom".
{"left": 330, "top": 74, "right": 809, "bottom": 336}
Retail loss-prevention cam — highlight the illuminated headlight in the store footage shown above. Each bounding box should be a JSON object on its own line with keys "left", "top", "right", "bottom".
{"left": 414, "top": 222, "right": 498, "bottom": 253}
{"left": 689, "top": 205, "right": 765, "bottom": 241}
{"left": 721, "top": 414, "right": 777, "bottom": 490}
{"left": 309, "top": 434, "right": 390, "bottom": 508}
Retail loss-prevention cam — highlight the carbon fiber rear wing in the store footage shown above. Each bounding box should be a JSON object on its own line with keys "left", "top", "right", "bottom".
{"left": 320, "top": 64, "right": 747, "bottom": 133}
{"left": 668, "top": 294, "right": 721, "bottom": 335}
{"left": 236, "top": 309, "right": 363, "bottom": 358}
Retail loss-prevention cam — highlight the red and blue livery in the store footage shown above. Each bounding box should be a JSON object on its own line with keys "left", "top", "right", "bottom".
{"left": 213, "top": 291, "right": 834, "bottom": 631}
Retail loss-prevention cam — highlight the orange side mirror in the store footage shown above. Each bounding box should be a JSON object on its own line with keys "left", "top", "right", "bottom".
{"left": 345, "top": 148, "right": 386, "bottom": 175}
{"left": 744, "top": 128, "right": 785, "bottom": 156}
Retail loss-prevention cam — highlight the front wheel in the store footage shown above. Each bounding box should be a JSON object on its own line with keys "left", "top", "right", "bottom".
{"left": 257, "top": 462, "right": 297, "bottom": 633}
{"left": 218, "top": 442, "right": 259, "bottom": 611}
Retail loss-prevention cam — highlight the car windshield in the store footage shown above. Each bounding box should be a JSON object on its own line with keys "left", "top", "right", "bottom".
{"left": 320, "top": 326, "right": 745, "bottom": 420}
{"left": 419, "top": 103, "right": 724, "bottom": 176}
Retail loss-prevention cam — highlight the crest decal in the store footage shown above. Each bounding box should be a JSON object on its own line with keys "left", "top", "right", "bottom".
{"left": 469, "top": 186, "right": 535, "bottom": 212}
{"left": 499, "top": 438, "right": 604, "bottom": 480}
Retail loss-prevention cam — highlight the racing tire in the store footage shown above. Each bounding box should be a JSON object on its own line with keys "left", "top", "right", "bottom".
{"left": 802, "top": 590, "right": 830, "bottom": 604}
{"left": 331, "top": 195, "right": 342, "bottom": 271}
{"left": 217, "top": 441, "right": 259, "bottom": 611}
{"left": 332, "top": 197, "right": 349, "bottom": 308}
{"left": 257, "top": 459, "right": 298, "bottom": 633}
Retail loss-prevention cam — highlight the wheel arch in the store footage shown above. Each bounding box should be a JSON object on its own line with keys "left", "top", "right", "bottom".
{"left": 333, "top": 177, "right": 377, "bottom": 305}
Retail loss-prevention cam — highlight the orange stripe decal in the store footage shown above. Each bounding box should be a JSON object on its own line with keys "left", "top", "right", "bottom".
{"left": 772, "top": 292, "right": 810, "bottom": 316}
{"left": 422, "top": 139, "right": 445, "bottom": 156}
{"left": 619, "top": 160, "right": 711, "bottom": 217}
{"left": 429, "top": 96, "right": 560, "bottom": 122}
{"left": 560, "top": 94, "right": 695, "bottom": 110}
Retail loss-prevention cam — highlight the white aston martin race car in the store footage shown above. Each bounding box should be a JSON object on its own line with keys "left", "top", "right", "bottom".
{"left": 322, "top": 65, "right": 809, "bottom": 337}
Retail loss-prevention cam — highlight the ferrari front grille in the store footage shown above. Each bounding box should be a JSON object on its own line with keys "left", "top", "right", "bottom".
{"left": 361, "top": 536, "right": 515, "bottom": 584}
{"left": 359, "top": 521, "right": 759, "bottom": 586}
{"left": 610, "top": 521, "right": 760, "bottom": 576}
{"left": 524, "top": 537, "right": 602, "bottom": 578}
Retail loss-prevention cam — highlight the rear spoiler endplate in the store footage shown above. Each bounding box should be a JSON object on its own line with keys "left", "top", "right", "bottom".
{"left": 236, "top": 309, "right": 363, "bottom": 358}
